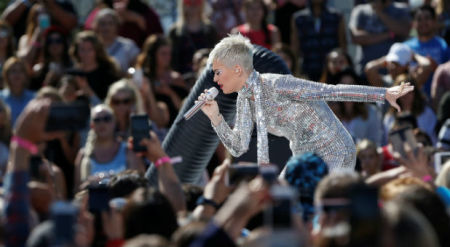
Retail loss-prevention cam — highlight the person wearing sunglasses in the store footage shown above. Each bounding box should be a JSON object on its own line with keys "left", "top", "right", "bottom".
{"left": 74, "top": 104, "right": 145, "bottom": 192}
{"left": 105, "top": 78, "right": 169, "bottom": 140}
{"left": 31, "top": 26, "right": 72, "bottom": 90}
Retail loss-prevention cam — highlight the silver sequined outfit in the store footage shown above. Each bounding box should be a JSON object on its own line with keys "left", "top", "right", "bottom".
{"left": 212, "top": 70, "right": 387, "bottom": 171}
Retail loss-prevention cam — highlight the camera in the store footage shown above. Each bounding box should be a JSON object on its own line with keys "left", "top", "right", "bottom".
{"left": 45, "top": 102, "right": 90, "bottom": 131}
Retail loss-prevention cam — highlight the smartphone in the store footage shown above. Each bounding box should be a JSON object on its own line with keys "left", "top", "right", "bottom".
{"left": 227, "top": 163, "right": 259, "bottom": 185}
{"left": 260, "top": 165, "right": 279, "bottom": 185}
{"left": 388, "top": 127, "right": 418, "bottom": 159}
{"left": 266, "top": 185, "right": 296, "bottom": 229}
{"left": 29, "top": 156, "right": 43, "bottom": 180}
{"left": 88, "top": 183, "right": 110, "bottom": 213}
{"left": 38, "top": 13, "right": 50, "bottom": 30}
{"left": 51, "top": 201, "right": 78, "bottom": 246}
{"left": 45, "top": 102, "right": 90, "bottom": 131}
{"left": 131, "top": 114, "right": 151, "bottom": 152}
{"left": 131, "top": 67, "right": 144, "bottom": 87}
{"left": 434, "top": 152, "right": 450, "bottom": 174}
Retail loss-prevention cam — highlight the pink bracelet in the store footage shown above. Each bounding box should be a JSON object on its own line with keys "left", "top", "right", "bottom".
{"left": 155, "top": 156, "right": 171, "bottom": 168}
{"left": 422, "top": 175, "right": 433, "bottom": 182}
{"left": 11, "top": 136, "right": 38, "bottom": 155}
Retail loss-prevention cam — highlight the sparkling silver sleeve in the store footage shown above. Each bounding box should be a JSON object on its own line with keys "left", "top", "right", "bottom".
{"left": 212, "top": 94, "right": 253, "bottom": 158}
{"left": 274, "top": 75, "right": 387, "bottom": 103}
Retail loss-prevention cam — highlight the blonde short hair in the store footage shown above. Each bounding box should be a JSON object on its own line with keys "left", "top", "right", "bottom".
{"left": 208, "top": 34, "right": 254, "bottom": 73}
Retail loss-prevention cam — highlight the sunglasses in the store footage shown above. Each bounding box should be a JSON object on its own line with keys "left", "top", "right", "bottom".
{"left": 111, "top": 97, "right": 133, "bottom": 105}
{"left": 92, "top": 115, "right": 113, "bottom": 124}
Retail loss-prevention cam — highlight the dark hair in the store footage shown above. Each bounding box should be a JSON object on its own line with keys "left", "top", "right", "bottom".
{"left": 136, "top": 34, "right": 172, "bottom": 81}
{"left": 108, "top": 170, "right": 149, "bottom": 198}
{"left": 182, "top": 184, "right": 203, "bottom": 212}
{"left": 314, "top": 172, "right": 362, "bottom": 204}
{"left": 320, "top": 48, "right": 354, "bottom": 84}
{"left": 414, "top": 5, "right": 437, "bottom": 20}
{"left": 123, "top": 188, "right": 178, "bottom": 240}
{"left": 42, "top": 26, "right": 71, "bottom": 67}
{"left": 243, "top": 0, "right": 271, "bottom": 45}
{"left": 397, "top": 185, "right": 450, "bottom": 247}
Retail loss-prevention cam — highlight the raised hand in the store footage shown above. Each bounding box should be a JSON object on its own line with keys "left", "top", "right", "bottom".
{"left": 386, "top": 82, "right": 414, "bottom": 112}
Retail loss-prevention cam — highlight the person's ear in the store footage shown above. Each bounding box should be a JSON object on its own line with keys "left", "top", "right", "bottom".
{"left": 234, "top": 65, "right": 241, "bottom": 75}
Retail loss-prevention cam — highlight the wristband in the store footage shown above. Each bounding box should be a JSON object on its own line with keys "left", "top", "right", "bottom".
{"left": 155, "top": 156, "right": 171, "bottom": 168}
{"left": 422, "top": 175, "right": 433, "bottom": 182}
{"left": 11, "top": 136, "right": 38, "bottom": 155}
{"left": 196, "top": 196, "right": 220, "bottom": 210}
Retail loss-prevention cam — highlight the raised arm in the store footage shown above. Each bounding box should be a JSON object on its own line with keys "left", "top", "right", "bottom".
{"left": 199, "top": 92, "right": 253, "bottom": 158}
{"left": 273, "top": 74, "right": 413, "bottom": 112}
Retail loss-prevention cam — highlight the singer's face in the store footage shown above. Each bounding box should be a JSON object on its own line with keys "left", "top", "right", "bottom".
{"left": 212, "top": 59, "right": 240, "bottom": 94}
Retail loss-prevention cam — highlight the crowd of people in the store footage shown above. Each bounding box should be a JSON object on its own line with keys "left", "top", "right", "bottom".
{"left": 1, "top": 0, "right": 450, "bottom": 246}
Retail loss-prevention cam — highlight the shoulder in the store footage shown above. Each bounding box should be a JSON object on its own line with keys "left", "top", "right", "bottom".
{"left": 350, "top": 4, "right": 368, "bottom": 14}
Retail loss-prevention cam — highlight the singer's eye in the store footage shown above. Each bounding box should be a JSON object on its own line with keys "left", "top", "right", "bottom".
{"left": 215, "top": 70, "right": 222, "bottom": 76}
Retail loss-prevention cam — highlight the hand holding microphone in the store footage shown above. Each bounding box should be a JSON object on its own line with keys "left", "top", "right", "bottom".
{"left": 183, "top": 87, "right": 221, "bottom": 125}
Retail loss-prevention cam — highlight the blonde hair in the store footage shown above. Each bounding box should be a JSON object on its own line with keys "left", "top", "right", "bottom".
{"left": 105, "top": 78, "right": 145, "bottom": 114}
{"left": 80, "top": 104, "right": 115, "bottom": 181}
{"left": 208, "top": 34, "right": 254, "bottom": 74}
{"left": 435, "top": 160, "right": 450, "bottom": 188}
{"left": 380, "top": 177, "right": 433, "bottom": 201}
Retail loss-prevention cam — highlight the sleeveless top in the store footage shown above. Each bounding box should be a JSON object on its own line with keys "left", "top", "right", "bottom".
{"left": 90, "top": 142, "right": 127, "bottom": 175}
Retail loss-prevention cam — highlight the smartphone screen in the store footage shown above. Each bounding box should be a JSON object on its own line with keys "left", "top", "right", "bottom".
{"left": 265, "top": 185, "right": 295, "bottom": 229}
{"left": 29, "top": 156, "right": 43, "bottom": 180}
{"left": 88, "top": 185, "right": 110, "bottom": 213}
{"left": 227, "top": 164, "right": 259, "bottom": 185}
{"left": 131, "top": 114, "right": 151, "bottom": 152}
{"left": 388, "top": 127, "right": 418, "bottom": 159}
{"left": 38, "top": 13, "right": 50, "bottom": 30}
{"left": 45, "top": 102, "right": 90, "bottom": 131}
{"left": 434, "top": 152, "right": 450, "bottom": 173}
{"left": 51, "top": 201, "right": 78, "bottom": 246}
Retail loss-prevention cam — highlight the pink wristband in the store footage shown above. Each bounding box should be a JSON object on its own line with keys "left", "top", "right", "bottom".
{"left": 11, "top": 136, "right": 38, "bottom": 155}
{"left": 155, "top": 156, "right": 171, "bottom": 168}
{"left": 422, "top": 175, "right": 433, "bottom": 182}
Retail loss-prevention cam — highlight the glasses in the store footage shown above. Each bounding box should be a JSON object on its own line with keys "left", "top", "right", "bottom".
{"left": 92, "top": 115, "right": 113, "bottom": 124}
{"left": 111, "top": 97, "right": 133, "bottom": 105}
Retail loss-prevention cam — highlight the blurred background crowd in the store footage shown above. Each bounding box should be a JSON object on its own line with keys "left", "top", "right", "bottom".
{"left": 1, "top": 0, "right": 450, "bottom": 246}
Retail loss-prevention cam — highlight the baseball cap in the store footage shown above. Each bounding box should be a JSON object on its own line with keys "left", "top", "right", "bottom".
{"left": 386, "top": 43, "right": 413, "bottom": 66}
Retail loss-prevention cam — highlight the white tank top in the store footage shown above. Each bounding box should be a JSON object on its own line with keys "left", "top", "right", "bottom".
{"left": 90, "top": 142, "right": 127, "bottom": 176}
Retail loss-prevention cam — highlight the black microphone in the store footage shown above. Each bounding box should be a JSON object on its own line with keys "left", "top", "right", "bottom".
{"left": 183, "top": 87, "right": 219, "bottom": 120}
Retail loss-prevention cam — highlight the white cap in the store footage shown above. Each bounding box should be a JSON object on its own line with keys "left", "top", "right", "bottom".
{"left": 385, "top": 43, "right": 413, "bottom": 66}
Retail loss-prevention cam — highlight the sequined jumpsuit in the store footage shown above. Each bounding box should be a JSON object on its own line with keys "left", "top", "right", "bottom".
{"left": 213, "top": 71, "right": 387, "bottom": 171}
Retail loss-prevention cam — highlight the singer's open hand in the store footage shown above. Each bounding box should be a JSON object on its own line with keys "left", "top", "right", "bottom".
{"left": 197, "top": 89, "right": 221, "bottom": 126}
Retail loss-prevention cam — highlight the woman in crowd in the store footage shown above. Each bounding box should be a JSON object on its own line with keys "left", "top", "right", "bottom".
{"left": 272, "top": 43, "right": 298, "bottom": 76}
{"left": 74, "top": 104, "right": 145, "bottom": 191}
{"left": 30, "top": 26, "right": 72, "bottom": 90}
{"left": 231, "top": 0, "right": 280, "bottom": 49}
{"left": 69, "top": 30, "right": 120, "bottom": 100}
{"left": 93, "top": 8, "right": 140, "bottom": 74}
{"left": 0, "top": 21, "right": 15, "bottom": 89}
{"left": 168, "top": 0, "right": 218, "bottom": 74}
{"left": 136, "top": 35, "right": 186, "bottom": 126}
{"left": 320, "top": 48, "right": 354, "bottom": 84}
{"left": 384, "top": 75, "right": 437, "bottom": 144}
{"left": 334, "top": 68, "right": 384, "bottom": 146}
{"left": 0, "top": 57, "right": 34, "bottom": 126}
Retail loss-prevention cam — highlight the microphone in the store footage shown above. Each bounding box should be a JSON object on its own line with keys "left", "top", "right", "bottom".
{"left": 183, "top": 87, "right": 219, "bottom": 120}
